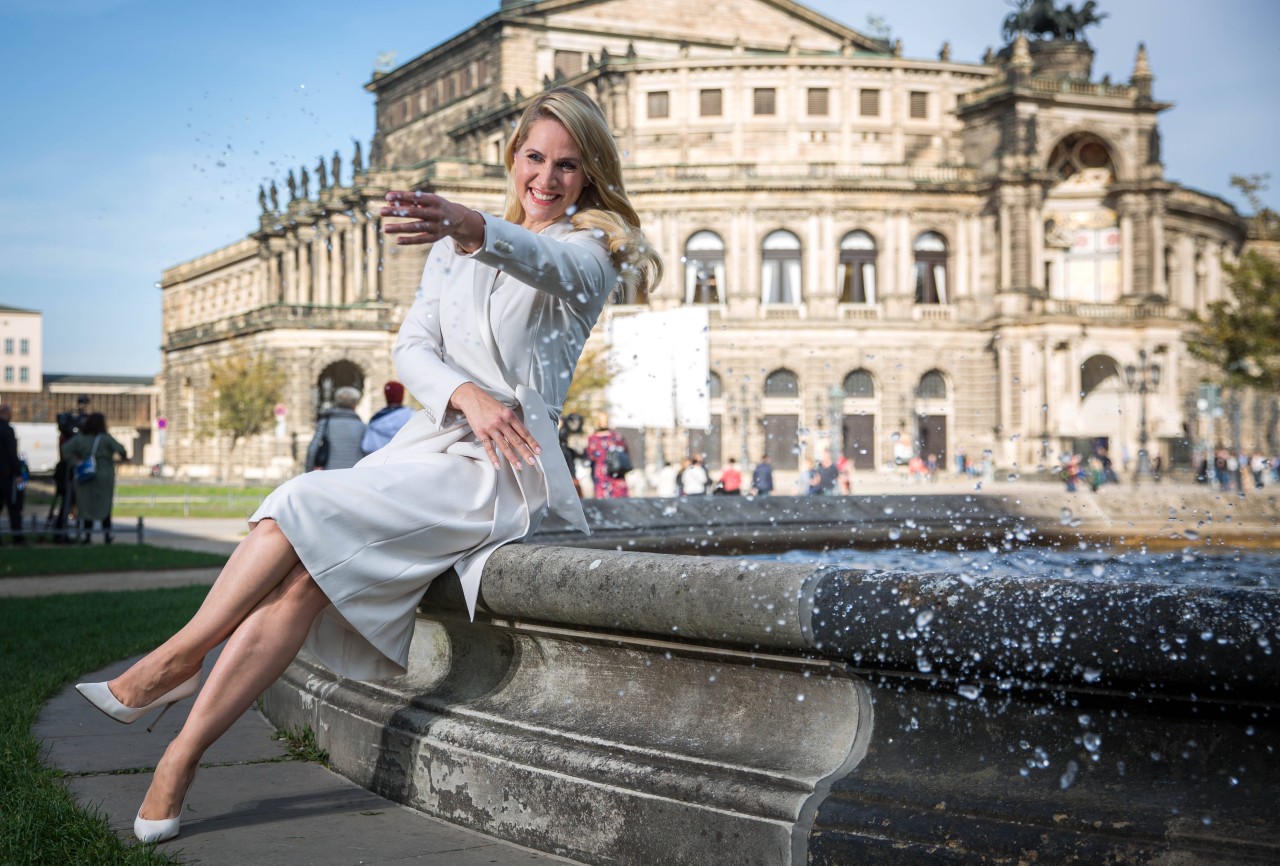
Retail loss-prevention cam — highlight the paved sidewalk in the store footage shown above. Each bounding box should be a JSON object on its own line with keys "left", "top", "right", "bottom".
{"left": 34, "top": 653, "right": 580, "bottom": 865}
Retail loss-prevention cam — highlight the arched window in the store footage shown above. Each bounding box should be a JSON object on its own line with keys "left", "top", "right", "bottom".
{"left": 913, "top": 232, "right": 948, "bottom": 304}
{"left": 708, "top": 370, "right": 723, "bottom": 399}
{"left": 843, "top": 369, "right": 875, "bottom": 398}
{"left": 764, "top": 368, "right": 799, "bottom": 397}
{"left": 1080, "top": 355, "right": 1122, "bottom": 399}
{"left": 684, "top": 231, "right": 725, "bottom": 304}
{"left": 761, "top": 230, "right": 802, "bottom": 304}
{"left": 916, "top": 370, "right": 947, "bottom": 399}
{"left": 316, "top": 359, "right": 366, "bottom": 417}
{"left": 838, "top": 231, "right": 877, "bottom": 304}
{"left": 1048, "top": 133, "right": 1116, "bottom": 185}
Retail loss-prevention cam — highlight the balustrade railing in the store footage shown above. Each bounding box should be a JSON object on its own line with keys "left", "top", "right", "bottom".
{"left": 166, "top": 303, "right": 394, "bottom": 348}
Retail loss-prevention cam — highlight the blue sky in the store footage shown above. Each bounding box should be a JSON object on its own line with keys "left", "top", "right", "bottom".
{"left": 1, "top": 0, "right": 1276, "bottom": 376}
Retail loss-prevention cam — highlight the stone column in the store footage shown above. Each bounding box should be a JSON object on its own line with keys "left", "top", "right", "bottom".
{"left": 282, "top": 238, "right": 298, "bottom": 305}
{"left": 807, "top": 210, "right": 822, "bottom": 309}
{"left": 897, "top": 211, "right": 912, "bottom": 300}
{"left": 315, "top": 226, "right": 331, "bottom": 306}
{"left": 1119, "top": 206, "right": 1134, "bottom": 299}
{"left": 997, "top": 339, "right": 1013, "bottom": 462}
{"left": 1176, "top": 234, "right": 1195, "bottom": 311}
{"left": 1029, "top": 188, "right": 1044, "bottom": 291}
{"left": 999, "top": 199, "right": 1012, "bottom": 290}
{"left": 1150, "top": 198, "right": 1166, "bottom": 297}
{"left": 366, "top": 218, "right": 381, "bottom": 302}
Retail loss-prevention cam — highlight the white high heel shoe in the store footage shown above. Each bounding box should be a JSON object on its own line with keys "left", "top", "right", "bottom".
{"left": 134, "top": 767, "right": 199, "bottom": 844}
{"left": 75, "top": 674, "right": 201, "bottom": 732}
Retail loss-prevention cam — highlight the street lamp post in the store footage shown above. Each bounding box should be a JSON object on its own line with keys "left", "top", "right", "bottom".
{"left": 1124, "top": 348, "right": 1162, "bottom": 483}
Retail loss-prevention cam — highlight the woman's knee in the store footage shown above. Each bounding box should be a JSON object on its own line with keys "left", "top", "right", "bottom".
{"left": 275, "top": 566, "right": 329, "bottom": 611}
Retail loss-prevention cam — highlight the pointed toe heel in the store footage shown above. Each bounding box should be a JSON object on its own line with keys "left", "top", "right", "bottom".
{"left": 134, "top": 813, "right": 182, "bottom": 844}
{"left": 134, "top": 766, "right": 199, "bottom": 844}
{"left": 75, "top": 673, "right": 201, "bottom": 730}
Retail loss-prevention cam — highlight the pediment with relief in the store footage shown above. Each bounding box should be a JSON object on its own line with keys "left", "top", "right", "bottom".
{"left": 507, "top": 0, "right": 879, "bottom": 53}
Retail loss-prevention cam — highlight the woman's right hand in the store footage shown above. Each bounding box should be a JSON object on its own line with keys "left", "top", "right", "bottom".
{"left": 381, "top": 191, "right": 485, "bottom": 253}
{"left": 448, "top": 383, "right": 541, "bottom": 471}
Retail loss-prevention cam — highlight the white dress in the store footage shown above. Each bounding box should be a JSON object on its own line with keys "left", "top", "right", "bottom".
{"left": 251, "top": 214, "right": 614, "bottom": 680}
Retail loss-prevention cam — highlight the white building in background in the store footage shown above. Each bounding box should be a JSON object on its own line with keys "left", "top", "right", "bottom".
{"left": 0, "top": 304, "right": 41, "bottom": 394}
{"left": 158, "top": 0, "right": 1269, "bottom": 486}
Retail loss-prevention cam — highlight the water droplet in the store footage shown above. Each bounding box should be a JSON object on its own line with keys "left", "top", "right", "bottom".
{"left": 1082, "top": 668, "right": 1102, "bottom": 683}
{"left": 796, "top": 693, "right": 806, "bottom": 702}
{"left": 1060, "top": 759, "right": 1079, "bottom": 790}
{"left": 915, "top": 609, "right": 935, "bottom": 629}
{"left": 957, "top": 684, "right": 981, "bottom": 701}
{"left": 1083, "top": 733, "right": 1102, "bottom": 753}
{"left": 916, "top": 656, "right": 933, "bottom": 673}
{"left": 589, "top": 559, "right": 602, "bottom": 570}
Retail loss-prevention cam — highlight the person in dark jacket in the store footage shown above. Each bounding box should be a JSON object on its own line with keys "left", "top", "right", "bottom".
{"left": 750, "top": 454, "right": 774, "bottom": 496}
{"left": 305, "top": 387, "right": 366, "bottom": 471}
{"left": 0, "top": 404, "right": 24, "bottom": 543}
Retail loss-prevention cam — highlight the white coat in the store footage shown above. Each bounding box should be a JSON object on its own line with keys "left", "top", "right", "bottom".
{"left": 251, "top": 213, "right": 615, "bottom": 679}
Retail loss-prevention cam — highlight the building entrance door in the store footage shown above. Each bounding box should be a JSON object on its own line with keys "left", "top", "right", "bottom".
{"left": 842, "top": 414, "right": 875, "bottom": 470}
{"left": 918, "top": 415, "right": 947, "bottom": 467}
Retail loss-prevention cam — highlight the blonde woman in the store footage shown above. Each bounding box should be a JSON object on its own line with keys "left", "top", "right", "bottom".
{"left": 75, "top": 87, "right": 661, "bottom": 844}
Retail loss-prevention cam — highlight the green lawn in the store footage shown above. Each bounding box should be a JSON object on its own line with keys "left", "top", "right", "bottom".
{"left": 22, "top": 481, "right": 276, "bottom": 520}
{"left": 1, "top": 545, "right": 228, "bottom": 579}
{"left": 0, "top": 586, "right": 208, "bottom": 865}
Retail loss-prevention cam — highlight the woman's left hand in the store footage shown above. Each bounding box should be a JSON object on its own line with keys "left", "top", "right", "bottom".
{"left": 381, "top": 191, "right": 485, "bottom": 252}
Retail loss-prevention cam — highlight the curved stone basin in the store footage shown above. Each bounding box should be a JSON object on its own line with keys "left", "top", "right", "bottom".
{"left": 262, "top": 494, "right": 1279, "bottom": 865}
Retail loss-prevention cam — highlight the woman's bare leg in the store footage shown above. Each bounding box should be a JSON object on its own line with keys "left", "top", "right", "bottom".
{"left": 109, "top": 519, "right": 302, "bottom": 708}
{"left": 138, "top": 563, "right": 333, "bottom": 821}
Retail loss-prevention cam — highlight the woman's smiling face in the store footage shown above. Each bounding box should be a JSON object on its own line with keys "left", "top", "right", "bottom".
{"left": 513, "top": 118, "right": 587, "bottom": 232}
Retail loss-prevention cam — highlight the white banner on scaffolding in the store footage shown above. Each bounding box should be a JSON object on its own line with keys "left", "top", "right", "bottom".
{"left": 606, "top": 307, "right": 710, "bottom": 430}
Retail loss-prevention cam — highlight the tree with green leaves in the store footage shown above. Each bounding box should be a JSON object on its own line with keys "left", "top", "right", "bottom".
{"left": 1188, "top": 250, "right": 1280, "bottom": 390}
{"left": 207, "top": 352, "right": 287, "bottom": 452}
{"left": 1186, "top": 175, "right": 1280, "bottom": 450}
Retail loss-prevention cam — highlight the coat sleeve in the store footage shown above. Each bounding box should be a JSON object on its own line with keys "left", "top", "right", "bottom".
{"left": 108, "top": 435, "right": 127, "bottom": 459}
{"left": 392, "top": 244, "right": 472, "bottom": 428}
{"left": 467, "top": 213, "right": 617, "bottom": 309}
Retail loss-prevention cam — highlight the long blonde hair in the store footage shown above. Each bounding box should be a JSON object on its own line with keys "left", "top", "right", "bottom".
{"left": 503, "top": 87, "right": 663, "bottom": 303}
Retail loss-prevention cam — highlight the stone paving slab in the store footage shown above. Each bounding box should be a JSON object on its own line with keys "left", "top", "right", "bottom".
{"left": 35, "top": 655, "right": 580, "bottom": 865}
{"left": 65, "top": 763, "right": 566, "bottom": 866}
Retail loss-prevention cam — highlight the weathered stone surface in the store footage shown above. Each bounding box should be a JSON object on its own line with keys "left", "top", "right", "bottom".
{"left": 262, "top": 496, "right": 1280, "bottom": 865}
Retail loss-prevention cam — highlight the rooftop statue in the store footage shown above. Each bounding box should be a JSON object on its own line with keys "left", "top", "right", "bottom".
{"left": 1002, "top": 0, "right": 1107, "bottom": 43}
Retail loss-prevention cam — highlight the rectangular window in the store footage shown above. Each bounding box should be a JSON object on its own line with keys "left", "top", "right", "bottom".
{"left": 909, "top": 90, "right": 928, "bottom": 119}
{"left": 3, "top": 367, "right": 12, "bottom": 383}
{"left": 754, "top": 88, "right": 777, "bottom": 116}
{"left": 699, "top": 88, "right": 723, "bottom": 117}
{"left": 19, "top": 367, "right": 29, "bottom": 383}
{"left": 807, "top": 87, "right": 829, "bottom": 116}
{"left": 443, "top": 75, "right": 457, "bottom": 102}
{"left": 647, "top": 90, "right": 670, "bottom": 119}
{"left": 3, "top": 338, "right": 11, "bottom": 354}
{"left": 860, "top": 89, "right": 880, "bottom": 117}
{"left": 553, "top": 50, "right": 583, "bottom": 79}
{"left": 19, "top": 339, "right": 28, "bottom": 354}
